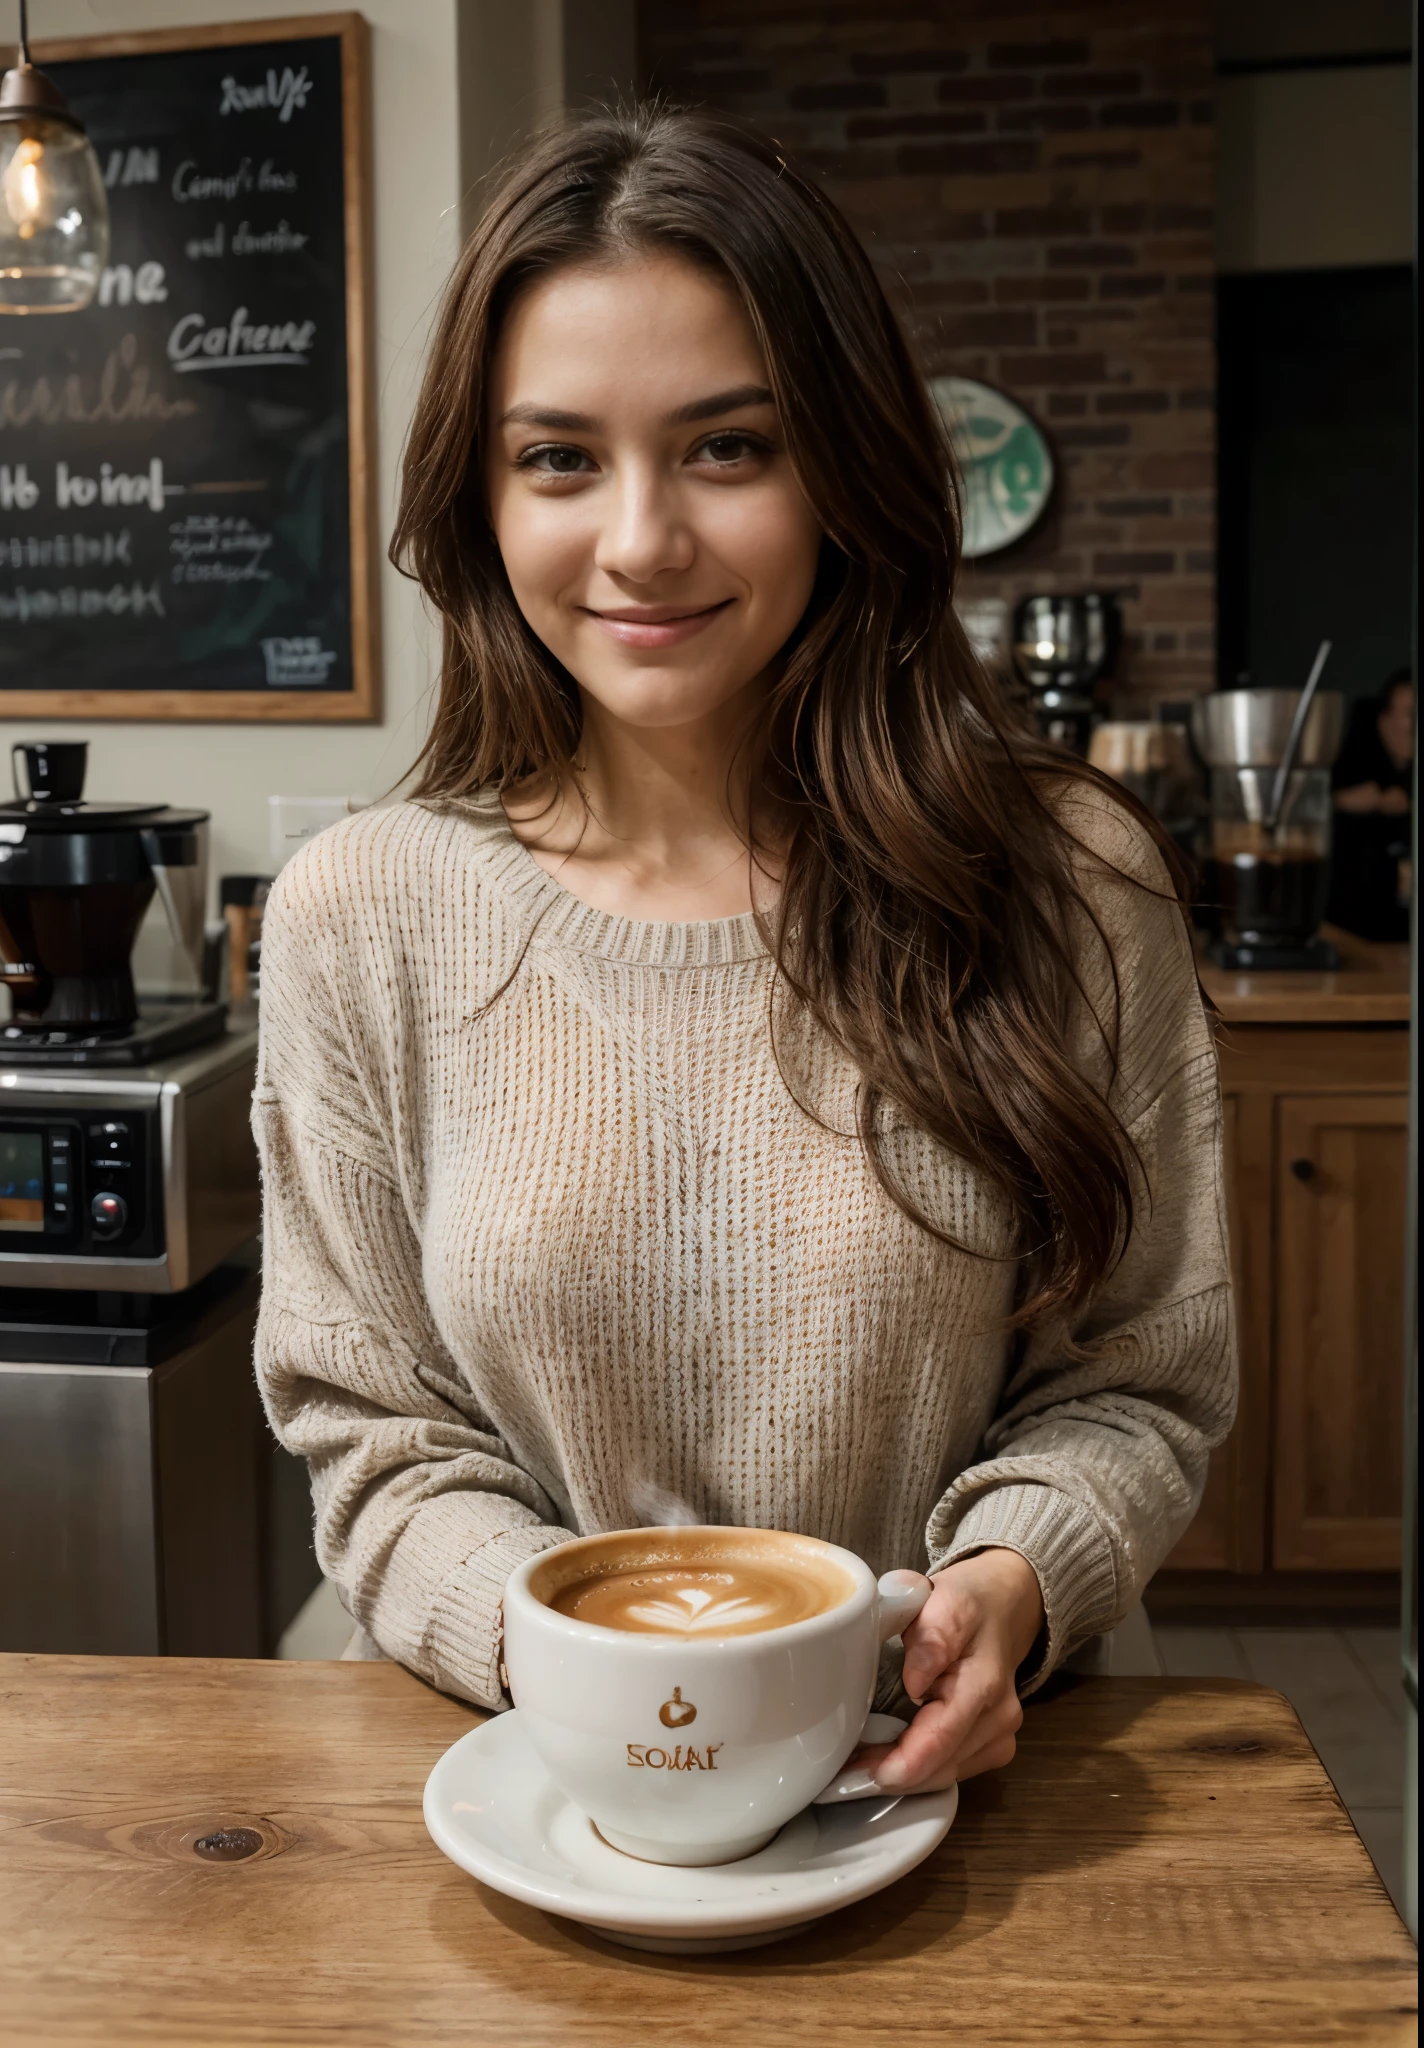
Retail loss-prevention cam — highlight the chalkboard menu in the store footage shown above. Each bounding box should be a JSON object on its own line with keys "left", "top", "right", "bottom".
{"left": 0, "top": 15, "right": 376, "bottom": 721}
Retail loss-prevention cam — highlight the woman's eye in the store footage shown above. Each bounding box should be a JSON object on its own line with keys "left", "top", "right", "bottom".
{"left": 698, "top": 432, "right": 766, "bottom": 466}
{"left": 518, "top": 444, "right": 594, "bottom": 476}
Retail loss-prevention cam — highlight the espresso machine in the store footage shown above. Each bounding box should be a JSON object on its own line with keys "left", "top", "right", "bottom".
{"left": 0, "top": 741, "right": 310, "bottom": 1660}
{"left": 1191, "top": 687, "right": 1346, "bottom": 969}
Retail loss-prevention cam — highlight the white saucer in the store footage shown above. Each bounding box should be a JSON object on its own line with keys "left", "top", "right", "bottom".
{"left": 423, "top": 1709, "right": 957, "bottom": 1953}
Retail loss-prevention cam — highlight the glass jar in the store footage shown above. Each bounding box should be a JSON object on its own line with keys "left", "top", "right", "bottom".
{"left": 1207, "top": 766, "right": 1332, "bottom": 947}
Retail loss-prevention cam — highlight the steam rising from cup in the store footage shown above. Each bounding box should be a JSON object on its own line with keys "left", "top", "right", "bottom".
{"left": 627, "top": 1478, "right": 702, "bottom": 1528}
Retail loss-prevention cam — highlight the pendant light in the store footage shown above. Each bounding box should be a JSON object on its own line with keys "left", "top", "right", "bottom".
{"left": 0, "top": 0, "right": 109, "bottom": 313}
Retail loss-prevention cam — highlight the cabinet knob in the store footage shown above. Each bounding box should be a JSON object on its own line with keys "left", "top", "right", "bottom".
{"left": 1289, "top": 1157, "right": 1316, "bottom": 1183}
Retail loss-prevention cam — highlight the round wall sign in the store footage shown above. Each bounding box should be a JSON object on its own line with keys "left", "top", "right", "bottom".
{"left": 928, "top": 375, "right": 1054, "bottom": 558}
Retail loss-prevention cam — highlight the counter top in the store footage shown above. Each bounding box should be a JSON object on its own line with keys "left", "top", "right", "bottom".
{"left": 0, "top": 1654, "right": 1413, "bottom": 2046}
{"left": 1197, "top": 926, "right": 1411, "bottom": 1025}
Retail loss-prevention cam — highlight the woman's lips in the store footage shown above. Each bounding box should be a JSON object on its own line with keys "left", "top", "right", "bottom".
{"left": 583, "top": 601, "right": 732, "bottom": 649}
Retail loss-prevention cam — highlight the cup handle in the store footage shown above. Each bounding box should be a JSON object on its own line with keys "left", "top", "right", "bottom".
{"left": 811, "top": 1574, "right": 936, "bottom": 1807}
{"left": 876, "top": 1568, "right": 933, "bottom": 1646}
{"left": 11, "top": 744, "right": 28, "bottom": 802}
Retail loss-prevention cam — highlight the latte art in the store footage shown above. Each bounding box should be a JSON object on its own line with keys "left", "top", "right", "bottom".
{"left": 549, "top": 1561, "right": 835, "bottom": 1636}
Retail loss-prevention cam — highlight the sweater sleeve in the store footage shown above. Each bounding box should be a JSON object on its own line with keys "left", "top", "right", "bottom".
{"left": 252, "top": 841, "right": 567, "bottom": 1707}
{"left": 924, "top": 790, "right": 1237, "bottom": 1688}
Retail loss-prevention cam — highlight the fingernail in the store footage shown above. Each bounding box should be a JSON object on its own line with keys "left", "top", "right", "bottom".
{"left": 812, "top": 1766, "right": 882, "bottom": 1804}
{"left": 871, "top": 1759, "right": 907, "bottom": 1791}
{"left": 836, "top": 1767, "right": 882, "bottom": 1797}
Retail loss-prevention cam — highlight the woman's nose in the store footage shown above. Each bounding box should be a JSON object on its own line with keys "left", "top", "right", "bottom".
{"left": 593, "top": 471, "right": 695, "bottom": 584}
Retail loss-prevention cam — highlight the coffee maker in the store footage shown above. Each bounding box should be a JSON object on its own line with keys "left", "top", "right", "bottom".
{"left": 0, "top": 738, "right": 226, "bottom": 1063}
{"left": 1011, "top": 592, "right": 1121, "bottom": 753}
{"left": 1191, "top": 689, "right": 1347, "bottom": 969}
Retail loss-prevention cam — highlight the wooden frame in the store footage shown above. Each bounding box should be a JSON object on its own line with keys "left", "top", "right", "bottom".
{"left": 5, "top": 14, "right": 378, "bottom": 723}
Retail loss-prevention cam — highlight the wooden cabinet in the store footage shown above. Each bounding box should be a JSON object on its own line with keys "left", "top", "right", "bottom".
{"left": 1272, "top": 1093, "right": 1407, "bottom": 1568}
{"left": 1163, "top": 974, "right": 1409, "bottom": 1578}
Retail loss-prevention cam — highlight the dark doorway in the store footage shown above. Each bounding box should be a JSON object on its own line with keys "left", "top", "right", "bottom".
{"left": 1217, "top": 265, "right": 1414, "bottom": 702}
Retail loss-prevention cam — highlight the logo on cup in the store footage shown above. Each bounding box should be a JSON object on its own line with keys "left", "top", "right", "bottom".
{"left": 658, "top": 1687, "right": 697, "bottom": 1728}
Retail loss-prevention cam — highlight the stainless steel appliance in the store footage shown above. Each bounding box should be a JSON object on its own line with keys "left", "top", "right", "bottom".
{"left": 0, "top": 1016, "right": 273, "bottom": 1655}
{"left": 1012, "top": 591, "right": 1121, "bottom": 752}
{"left": 0, "top": 1023, "right": 278, "bottom": 1658}
{"left": 0, "top": 1023, "right": 259, "bottom": 1292}
{"left": 1191, "top": 687, "right": 1347, "bottom": 969}
{"left": 0, "top": 742, "right": 295, "bottom": 1656}
{"left": 0, "top": 1265, "right": 265, "bottom": 1655}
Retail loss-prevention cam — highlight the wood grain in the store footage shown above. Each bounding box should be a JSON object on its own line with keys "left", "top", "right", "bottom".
{"left": 16, "top": 14, "right": 380, "bottom": 727}
{"left": 1198, "top": 930, "right": 1410, "bottom": 1026}
{"left": 1273, "top": 1093, "right": 1408, "bottom": 1571}
{"left": 1215, "top": 1025, "right": 1409, "bottom": 1096}
{"left": 1161, "top": 1020, "right": 1408, "bottom": 1585}
{"left": 0, "top": 1657, "right": 1413, "bottom": 2046}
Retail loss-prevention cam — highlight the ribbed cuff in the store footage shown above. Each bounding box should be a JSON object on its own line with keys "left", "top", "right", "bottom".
{"left": 927, "top": 1481, "right": 1117, "bottom": 1695}
{"left": 423, "top": 1522, "right": 570, "bottom": 1709}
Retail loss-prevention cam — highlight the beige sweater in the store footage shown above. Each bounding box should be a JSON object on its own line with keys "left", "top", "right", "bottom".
{"left": 253, "top": 791, "right": 1235, "bottom": 1708}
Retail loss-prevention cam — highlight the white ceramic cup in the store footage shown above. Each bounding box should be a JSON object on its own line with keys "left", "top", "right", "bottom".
{"left": 502, "top": 1525, "right": 932, "bottom": 1867}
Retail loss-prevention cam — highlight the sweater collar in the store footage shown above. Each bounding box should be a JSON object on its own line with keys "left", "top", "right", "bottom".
{"left": 454, "top": 793, "right": 770, "bottom": 969}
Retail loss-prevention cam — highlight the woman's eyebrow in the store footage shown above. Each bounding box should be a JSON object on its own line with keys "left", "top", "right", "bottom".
{"left": 664, "top": 383, "right": 775, "bottom": 425}
{"left": 497, "top": 384, "right": 775, "bottom": 432}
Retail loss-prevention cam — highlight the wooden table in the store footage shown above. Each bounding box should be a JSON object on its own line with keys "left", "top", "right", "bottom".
{"left": 0, "top": 1657, "right": 1413, "bottom": 2046}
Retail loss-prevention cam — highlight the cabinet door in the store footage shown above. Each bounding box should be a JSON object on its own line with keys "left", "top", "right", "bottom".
{"left": 1165, "top": 1091, "right": 1270, "bottom": 1571}
{"left": 1273, "top": 1093, "right": 1407, "bottom": 1569}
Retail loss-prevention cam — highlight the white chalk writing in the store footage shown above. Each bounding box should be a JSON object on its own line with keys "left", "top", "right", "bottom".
{"left": 98, "top": 262, "right": 168, "bottom": 307}
{"left": 168, "top": 305, "right": 314, "bottom": 371}
{"left": 172, "top": 157, "right": 297, "bottom": 204}
{"left": 0, "top": 464, "right": 38, "bottom": 510}
{"left": 0, "top": 582, "right": 166, "bottom": 623}
{"left": 0, "top": 530, "right": 133, "bottom": 569}
{"left": 56, "top": 458, "right": 174, "bottom": 513}
{"left": 219, "top": 66, "right": 312, "bottom": 123}
{"left": 261, "top": 636, "right": 336, "bottom": 685}
{"left": 169, "top": 513, "right": 273, "bottom": 584}
{"left": 233, "top": 219, "right": 308, "bottom": 256}
{"left": 104, "top": 146, "right": 159, "bottom": 189}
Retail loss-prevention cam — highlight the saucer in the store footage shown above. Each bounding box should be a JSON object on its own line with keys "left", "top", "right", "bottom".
{"left": 423, "top": 1709, "right": 957, "bottom": 1953}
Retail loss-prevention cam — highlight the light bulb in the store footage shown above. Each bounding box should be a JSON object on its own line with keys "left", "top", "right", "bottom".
{"left": 4, "top": 134, "right": 43, "bottom": 233}
{"left": 0, "top": 113, "right": 108, "bottom": 311}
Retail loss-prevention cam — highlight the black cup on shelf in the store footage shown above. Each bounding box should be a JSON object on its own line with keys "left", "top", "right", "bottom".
{"left": 11, "top": 740, "right": 88, "bottom": 806}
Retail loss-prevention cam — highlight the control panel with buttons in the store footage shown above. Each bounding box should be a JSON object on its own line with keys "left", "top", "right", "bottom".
{"left": 47, "top": 1130, "right": 73, "bottom": 1232}
{"left": 80, "top": 1115, "right": 146, "bottom": 1251}
{"left": 0, "top": 1110, "right": 160, "bottom": 1258}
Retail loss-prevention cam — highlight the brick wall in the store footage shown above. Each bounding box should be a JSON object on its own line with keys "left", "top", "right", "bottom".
{"left": 639, "top": 1, "right": 1216, "bottom": 700}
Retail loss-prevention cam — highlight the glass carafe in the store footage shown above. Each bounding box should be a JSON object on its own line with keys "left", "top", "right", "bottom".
{"left": 1208, "top": 767, "right": 1332, "bottom": 948}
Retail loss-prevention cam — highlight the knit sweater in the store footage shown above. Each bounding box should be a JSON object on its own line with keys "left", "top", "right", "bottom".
{"left": 253, "top": 790, "right": 1235, "bottom": 1708}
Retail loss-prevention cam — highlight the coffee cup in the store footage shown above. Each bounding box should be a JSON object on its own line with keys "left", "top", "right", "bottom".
{"left": 11, "top": 740, "right": 88, "bottom": 806}
{"left": 501, "top": 1525, "right": 932, "bottom": 1867}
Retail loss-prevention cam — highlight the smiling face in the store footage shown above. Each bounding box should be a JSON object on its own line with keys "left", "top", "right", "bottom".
{"left": 484, "top": 252, "right": 824, "bottom": 738}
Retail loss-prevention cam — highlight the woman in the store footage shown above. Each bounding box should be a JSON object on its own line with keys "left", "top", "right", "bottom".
{"left": 255, "top": 107, "right": 1234, "bottom": 1795}
{"left": 1328, "top": 670, "right": 1413, "bottom": 942}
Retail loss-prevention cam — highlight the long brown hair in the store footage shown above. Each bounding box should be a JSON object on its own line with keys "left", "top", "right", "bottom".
{"left": 391, "top": 102, "right": 1188, "bottom": 1331}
